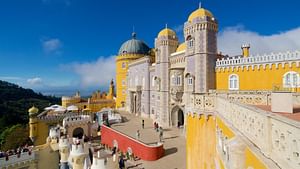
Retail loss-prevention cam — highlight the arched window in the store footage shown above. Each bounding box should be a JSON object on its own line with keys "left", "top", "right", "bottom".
{"left": 283, "top": 71, "right": 299, "bottom": 88}
{"left": 152, "top": 76, "right": 155, "bottom": 87}
{"left": 186, "top": 35, "right": 194, "bottom": 48}
{"left": 228, "top": 74, "right": 239, "bottom": 90}
{"left": 188, "top": 76, "right": 193, "bottom": 85}
{"left": 171, "top": 75, "right": 176, "bottom": 85}
{"left": 122, "top": 62, "right": 126, "bottom": 69}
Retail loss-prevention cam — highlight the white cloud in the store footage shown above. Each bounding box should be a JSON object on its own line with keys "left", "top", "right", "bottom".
{"left": 218, "top": 25, "right": 300, "bottom": 56}
{"left": 42, "top": 38, "right": 62, "bottom": 54}
{"left": 27, "top": 77, "right": 43, "bottom": 86}
{"left": 64, "top": 56, "right": 116, "bottom": 88}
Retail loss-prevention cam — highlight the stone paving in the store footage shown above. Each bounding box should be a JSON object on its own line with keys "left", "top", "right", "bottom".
{"left": 104, "top": 110, "right": 186, "bottom": 169}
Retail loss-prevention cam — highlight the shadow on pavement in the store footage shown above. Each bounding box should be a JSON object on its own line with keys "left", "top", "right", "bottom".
{"left": 164, "top": 147, "right": 178, "bottom": 157}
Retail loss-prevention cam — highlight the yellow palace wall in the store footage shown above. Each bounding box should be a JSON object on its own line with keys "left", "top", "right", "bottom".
{"left": 186, "top": 114, "right": 216, "bottom": 169}
{"left": 116, "top": 54, "right": 143, "bottom": 108}
{"left": 187, "top": 114, "right": 269, "bottom": 169}
{"left": 216, "top": 62, "right": 300, "bottom": 92}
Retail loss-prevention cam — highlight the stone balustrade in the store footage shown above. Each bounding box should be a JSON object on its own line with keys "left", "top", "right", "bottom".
{"left": 216, "top": 51, "right": 300, "bottom": 67}
{"left": 0, "top": 151, "right": 35, "bottom": 168}
{"left": 215, "top": 96, "right": 300, "bottom": 169}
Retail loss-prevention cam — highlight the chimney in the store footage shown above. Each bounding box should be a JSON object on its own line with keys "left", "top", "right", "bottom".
{"left": 241, "top": 44, "right": 250, "bottom": 57}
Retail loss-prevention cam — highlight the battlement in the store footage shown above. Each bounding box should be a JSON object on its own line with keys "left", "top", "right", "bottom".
{"left": 216, "top": 50, "right": 300, "bottom": 68}
{"left": 241, "top": 44, "right": 250, "bottom": 49}
{"left": 63, "top": 115, "right": 91, "bottom": 127}
{"left": 0, "top": 151, "right": 35, "bottom": 168}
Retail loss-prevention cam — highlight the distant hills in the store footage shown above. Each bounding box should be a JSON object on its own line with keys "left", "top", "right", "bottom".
{"left": 0, "top": 80, "right": 60, "bottom": 133}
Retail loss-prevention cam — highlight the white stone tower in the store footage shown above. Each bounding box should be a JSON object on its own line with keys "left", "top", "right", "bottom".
{"left": 155, "top": 26, "right": 179, "bottom": 127}
{"left": 59, "top": 137, "right": 70, "bottom": 169}
{"left": 184, "top": 6, "right": 218, "bottom": 93}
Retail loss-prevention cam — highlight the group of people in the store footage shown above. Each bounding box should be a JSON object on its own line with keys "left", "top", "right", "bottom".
{"left": 0, "top": 145, "right": 32, "bottom": 159}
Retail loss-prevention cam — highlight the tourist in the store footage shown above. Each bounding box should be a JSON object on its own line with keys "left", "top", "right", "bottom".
{"left": 142, "top": 119, "right": 145, "bottom": 129}
{"left": 112, "top": 146, "right": 117, "bottom": 162}
{"left": 159, "top": 127, "right": 163, "bottom": 142}
{"left": 119, "top": 154, "right": 125, "bottom": 169}
{"left": 136, "top": 130, "right": 140, "bottom": 140}
{"left": 153, "top": 122, "right": 157, "bottom": 130}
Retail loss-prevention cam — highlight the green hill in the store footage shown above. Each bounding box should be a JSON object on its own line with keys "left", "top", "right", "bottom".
{"left": 0, "top": 80, "right": 60, "bottom": 143}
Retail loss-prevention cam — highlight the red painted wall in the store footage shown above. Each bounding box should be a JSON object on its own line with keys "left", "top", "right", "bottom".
{"left": 101, "top": 125, "right": 164, "bottom": 161}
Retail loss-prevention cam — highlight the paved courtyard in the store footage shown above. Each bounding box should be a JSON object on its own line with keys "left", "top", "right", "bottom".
{"left": 104, "top": 110, "right": 186, "bottom": 169}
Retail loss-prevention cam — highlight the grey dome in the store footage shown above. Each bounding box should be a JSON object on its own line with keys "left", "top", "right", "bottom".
{"left": 118, "top": 33, "right": 150, "bottom": 55}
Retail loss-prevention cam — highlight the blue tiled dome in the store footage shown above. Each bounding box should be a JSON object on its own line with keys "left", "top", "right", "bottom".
{"left": 118, "top": 33, "right": 150, "bottom": 55}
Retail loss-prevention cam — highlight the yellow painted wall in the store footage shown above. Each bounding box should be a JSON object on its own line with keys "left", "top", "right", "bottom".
{"left": 35, "top": 144, "right": 59, "bottom": 169}
{"left": 245, "top": 147, "right": 267, "bottom": 169}
{"left": 216, "top": 116, "right": 235, "bottom": 139}
{"left": 216, "top": 62, "right": 300, "bottom": 92}
{"left": 116, "top": 54, "right": 143, "bottom": 108}
{"left": 186, "top": 114, "right": 217, "bottom": 169}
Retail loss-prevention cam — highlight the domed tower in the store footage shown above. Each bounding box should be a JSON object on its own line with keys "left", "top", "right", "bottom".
{"left": 28, "top": 106, "right": 39, "bottom": 145}
{"left": 116, "top": 32, "right": 150, "bottom": 108}
{"left": 184, "top": 6, "right": 218, "bottom": 93}
{"left": 155, "top": 26, "right": 179, "bottom": 127}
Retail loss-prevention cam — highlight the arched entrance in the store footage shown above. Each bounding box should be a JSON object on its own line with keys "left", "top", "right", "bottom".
{"left": 171, "top": 106, "right": 184, "bottom": 127}
{"left": 73, "top": 127, "right": 84, "bottom": 139}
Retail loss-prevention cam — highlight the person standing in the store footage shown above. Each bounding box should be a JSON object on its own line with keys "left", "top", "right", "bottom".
{"left": 142, "top": 119, "right": 145, "bottom": 129}
{"left": 119, "top": 155, "right": 125, "bottom": 169}
{"left": 159, "top": 127, "right": 163, "bottom": 142}
{"left": 112, "top": 146, "right": 117, "bottom": 162}
{"left": 136, "top": 130, "right": 140, "bottom": 140}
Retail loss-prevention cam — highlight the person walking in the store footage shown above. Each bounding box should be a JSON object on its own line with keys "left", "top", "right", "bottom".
{"left": 159, "top": 127, "right": 163, "bottom": 142}
{"left": 153, "top": 122, "right": 157, "bottom": 130}
{"left": 136, "top": 130, "right": 140, "bottom": 140}
{"left": 142, "top": 119, "right": 145, "bottom": 129}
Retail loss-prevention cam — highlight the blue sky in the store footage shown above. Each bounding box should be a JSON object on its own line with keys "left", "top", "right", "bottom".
{"left": 0, "top": 0, "right": 299, "bottom": 96}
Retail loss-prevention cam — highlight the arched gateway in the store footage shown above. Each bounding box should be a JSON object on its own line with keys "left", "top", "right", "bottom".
{"left": 171, "top": 106, "right": 184, "bottom": 127}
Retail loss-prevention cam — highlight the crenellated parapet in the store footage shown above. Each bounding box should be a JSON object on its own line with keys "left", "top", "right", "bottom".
{"left": 216, "top": 51, "right": 300, "bottom": 72}
{"left": 0, "top": 151, "right": 35, "bottom": 168}
{"left": 63, "top": 115, "right": 92, "bottom": 128}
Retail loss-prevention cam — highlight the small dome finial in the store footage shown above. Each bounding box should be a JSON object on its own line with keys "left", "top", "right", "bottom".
{"left": 165, "top": 23, "right": 168, "bottom": 29}
{"left": 132, "top": 26, "right": 136, "bottom": 39}
{"left": 132, "top": 32, "right": 136, "bottom": 39}
{"left": 199, "top": 1, "right": 202, "bottom": 8}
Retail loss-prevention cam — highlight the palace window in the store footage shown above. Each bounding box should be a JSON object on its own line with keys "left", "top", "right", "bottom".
{"left": 172, "top": 75, "right": 182, "bottom": 86}
{"left": 283, "top": 71, "right": 299, "bottom": 88}
{"left": 152, "top": 76, "right": 155, "bottom": 87}
{"left": 122, "top": 62, "right": 126, "bottom": 69}
{"left": 122, "top": 80, "right": 126, "bottom": 86}
{"left": 186, "top": 35, "right": 194, "bottom": 48}
{"left": 188, "top": 76, "right": 193, "bottom": 85}
{"left": 228, "top": 74, "right": 239, "bottom": 90}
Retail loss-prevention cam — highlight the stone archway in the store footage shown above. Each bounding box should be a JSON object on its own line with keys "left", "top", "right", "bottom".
{"left": 171, "top": 106, "right": 184, "bottom": 127}
{"left": 73, "top": 127, "right": 84, "bottom": 139}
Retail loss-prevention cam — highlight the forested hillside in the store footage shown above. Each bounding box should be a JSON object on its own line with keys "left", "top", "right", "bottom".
{"left": 0, "top": 80, "right": 60, "bottom": 149}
